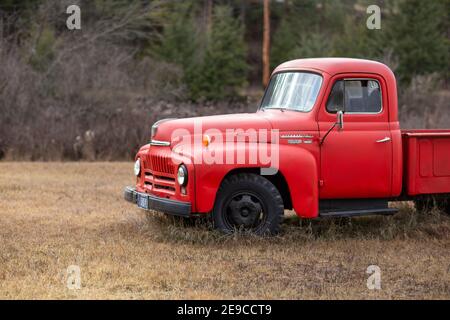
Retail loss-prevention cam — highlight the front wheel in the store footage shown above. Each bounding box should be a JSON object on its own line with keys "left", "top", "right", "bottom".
{"left": 212, "top": 173, "right": 284, "bottom": 235}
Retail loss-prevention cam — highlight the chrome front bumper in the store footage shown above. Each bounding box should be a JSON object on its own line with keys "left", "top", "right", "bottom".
{"left": 123, "top": 186, "right": 191, "bottom": 217}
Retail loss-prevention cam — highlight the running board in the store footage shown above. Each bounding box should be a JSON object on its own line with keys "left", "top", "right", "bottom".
{"left": 319, "top": 208, "right": 398, "bottom": 218}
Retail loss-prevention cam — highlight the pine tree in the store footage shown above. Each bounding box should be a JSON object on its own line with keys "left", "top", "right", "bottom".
{"left": 270, "top": 19, "right": 297, "bottom": 70}
{"left": 189, "top": 5, "right": 248, "bottom": 101}
{"left": 390, "top": 0, "right": 449, "bottom": 83}
{"left": 152, "top": 3, "right": 198, "bottom": 69}
{"left": 270, "top": 0, "right": 342, "bottom": 69}
{"left": 333, "top": 13, "right": 384, "bottom": 60}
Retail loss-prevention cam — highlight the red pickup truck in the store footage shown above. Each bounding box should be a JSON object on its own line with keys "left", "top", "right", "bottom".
{"left": 124, "top": 58, "right": 450, "bottom": 235}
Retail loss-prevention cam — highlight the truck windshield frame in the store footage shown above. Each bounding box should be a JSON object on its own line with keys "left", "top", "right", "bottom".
{"left": 260, "top": 71, "right": 323, "bottom": 112}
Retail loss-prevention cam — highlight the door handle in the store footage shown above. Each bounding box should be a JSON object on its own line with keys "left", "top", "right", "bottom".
{"left": 376, "top": 137, "right": 391, "bottom": 143}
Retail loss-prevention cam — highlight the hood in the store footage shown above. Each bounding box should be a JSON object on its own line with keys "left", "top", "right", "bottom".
{"left": 152, "top": 113, "right": 273, "bottom": 143}
{"left": 257, "top": 109, "right": 317, "bottom": 131}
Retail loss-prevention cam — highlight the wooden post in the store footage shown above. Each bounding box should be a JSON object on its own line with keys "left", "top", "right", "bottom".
{"left": 262, "top": 0, "right": 270, "bottom": 88}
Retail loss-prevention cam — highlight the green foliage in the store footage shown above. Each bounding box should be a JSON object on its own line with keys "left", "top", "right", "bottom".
{"left": 270, "top": 19, "right": 297, "bottom": 69}
{"left": 271, "top": 23, "right": 334, "bottom": 69}
{"left": 389, "top": 0, "right": 449, "bottom": 83}
{"left": 153, "top": 3, "right": 198, "bottom": 70}
{"left": 293, "top": 33, "right": 333, "bottom": 58}
{"left": 154, "top": 4, "right": 248, "bottom": 101}
{"left": 0, "top": 0, "right": 39, "bottom": 12}
{"left": 333, "top": 14, "right": 384, "bottom": 60}
{"left": 271, "top": 0, "right": 344, "bottom": 69}
{"left": 29, "top": 25, "right": 56, "bottom": 72}
{"left": 189, "top": 5, "right": 248, "bottom": 101}
{"left": 270, "top": 0, "right": 448, "bottom": 84}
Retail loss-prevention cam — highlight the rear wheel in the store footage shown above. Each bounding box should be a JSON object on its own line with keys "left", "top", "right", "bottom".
{"left": 212, "top": 173, "right": 284, "bottom": 235}
{"left": 414, "top": 197, "right": 450, "bottom": 214}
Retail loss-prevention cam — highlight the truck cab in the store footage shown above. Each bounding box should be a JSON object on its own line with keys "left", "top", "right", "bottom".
{"left": 124, "top": 58, "right": 450, "bottom": 235}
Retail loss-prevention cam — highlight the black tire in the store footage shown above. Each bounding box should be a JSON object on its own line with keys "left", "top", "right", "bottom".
{"left": 212, "top": 173, "right": 284, "bottom": 235}
{"left": 414, "top": 198, "right": 433, "bottom": 213}
{"left": 414, "top": 197, "right": 450, "bottom": 214}
{"left": 442, "top": 199, "right": 450, "bottom": 215}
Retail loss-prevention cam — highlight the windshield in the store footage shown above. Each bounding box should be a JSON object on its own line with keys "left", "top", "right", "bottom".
{"left": 260, "top": 72, "right": 323, "bottom": 112}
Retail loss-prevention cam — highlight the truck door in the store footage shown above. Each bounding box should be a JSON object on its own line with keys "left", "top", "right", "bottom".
{"left": 318, "top": 76, "right": 392, "bottom": 198}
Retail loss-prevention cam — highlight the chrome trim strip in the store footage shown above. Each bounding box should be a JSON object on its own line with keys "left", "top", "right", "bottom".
{"left": 281, "top": 134, "right": 314, "bottom": 139}
{"left": 150, "top": 140, "right": 170, "bottom": 146}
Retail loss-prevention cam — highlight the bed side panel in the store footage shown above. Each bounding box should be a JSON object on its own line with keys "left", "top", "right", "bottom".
{"left": 403, "top": 131, "right": 450, "bottom": 195}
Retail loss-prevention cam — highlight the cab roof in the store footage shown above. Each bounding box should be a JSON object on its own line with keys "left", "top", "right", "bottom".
{"left": 273, "top": 58, "right": 394, "bottom": 78}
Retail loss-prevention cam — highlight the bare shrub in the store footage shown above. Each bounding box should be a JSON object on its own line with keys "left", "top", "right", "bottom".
{"left": 0, "top": 1, "right": 254, "bottom": 161}
{"left": 0, "top": 35, "right": 252, "bottom": 160}
{"left": 399, "top": 74, "right": 449, "bottom": 129}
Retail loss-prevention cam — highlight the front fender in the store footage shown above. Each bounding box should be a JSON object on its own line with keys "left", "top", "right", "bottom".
{"left": 277, "top": 145, "right": 319, "bottom": 218}
{"left": 192, "top": 142, "right": 319, "bottom": 218}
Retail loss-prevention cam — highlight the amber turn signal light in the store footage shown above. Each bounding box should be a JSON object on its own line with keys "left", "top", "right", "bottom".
{"left": 202, "top": 134, "right": 211, "bottom": 147}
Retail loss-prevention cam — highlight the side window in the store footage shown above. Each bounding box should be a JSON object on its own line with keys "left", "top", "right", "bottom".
{"left": 326, "top": 79, "right": 382, "bottom": 113}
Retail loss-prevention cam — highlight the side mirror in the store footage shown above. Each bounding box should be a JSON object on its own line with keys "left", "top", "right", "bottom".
{"left": 320, "top": 110, "right": 344, "bottom": 145}
{"left": 336, "top": 110, "right": 344, "bottom": 131}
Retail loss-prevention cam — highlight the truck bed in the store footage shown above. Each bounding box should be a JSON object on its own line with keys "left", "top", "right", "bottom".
{"left": 402, "top": 130, "right": 450, "bottom": 196}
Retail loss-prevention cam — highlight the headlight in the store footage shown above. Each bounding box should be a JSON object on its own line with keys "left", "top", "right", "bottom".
{"left": 177, "top": 165, "right": 188, "bottom": 186}
{"left": 134, "top": 159, "right": 141, "bottom": 176}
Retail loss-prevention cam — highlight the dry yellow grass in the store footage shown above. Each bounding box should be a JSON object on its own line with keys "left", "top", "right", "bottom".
{"left": 0, "top": 162, "right": 449, "bottom": 299}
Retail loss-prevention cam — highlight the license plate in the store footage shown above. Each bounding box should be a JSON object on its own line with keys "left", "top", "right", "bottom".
{"left": 137, "top": 194, "right": 148, "bottom": 209}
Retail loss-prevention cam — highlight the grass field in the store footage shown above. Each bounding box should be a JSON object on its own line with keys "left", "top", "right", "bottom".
{"left": 0, "top": 162, "right": 449, "bottom": 299}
